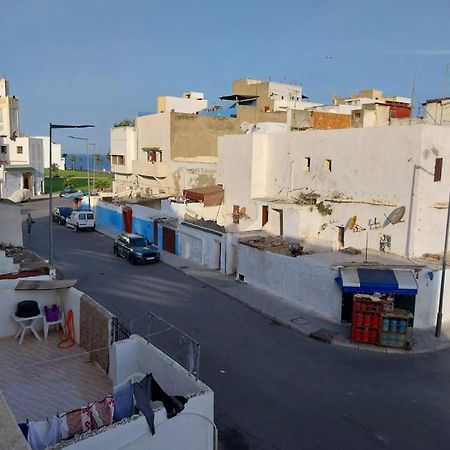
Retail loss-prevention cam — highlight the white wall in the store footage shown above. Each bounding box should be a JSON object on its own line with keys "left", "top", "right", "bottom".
{"left": 159, "top": 95, "right": 208, "bottom": 114}
{"left": 0, "top": 201, "right": 23, "bottom": 246}
{"left": 237, "top": 243, "right": 342, "bottom": 321}
{"left": 110, "top": 126, "right": 137, "bottom": 178}
{"left": 71, "top": 335, "right": 215, "bottom": 450}
{"left": 219, "top": 125, "right": 450, "bottom": 257}
{"left": 0, "top": 281, "right": 82, "bottom": 341}
{"left": 179, "top": 224, "right": 224, "bottom": 270}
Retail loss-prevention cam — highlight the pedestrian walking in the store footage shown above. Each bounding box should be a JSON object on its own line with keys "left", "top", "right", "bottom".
{"left": 26, "top": 213, "right": 35, "bottom": 234}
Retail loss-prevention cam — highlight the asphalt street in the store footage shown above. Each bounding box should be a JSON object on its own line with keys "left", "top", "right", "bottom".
{"left": 21, "top": 199, "right": 450, "bottom": 450}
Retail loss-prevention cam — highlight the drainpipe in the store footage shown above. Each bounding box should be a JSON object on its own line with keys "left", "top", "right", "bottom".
{"left": 435, "top": 191, "right": 450, "bottom": 337}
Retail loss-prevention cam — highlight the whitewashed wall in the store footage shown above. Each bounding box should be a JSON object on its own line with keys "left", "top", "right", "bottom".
{"left": 237, "top": 244, "right": 342, "bottom": 321}
{"left": 219, "top": 125, "right": 450, "bottom": 257}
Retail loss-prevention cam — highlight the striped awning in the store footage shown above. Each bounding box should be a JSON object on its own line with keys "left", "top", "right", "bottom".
{"left": 336, "top": 268, "right": 418, "bottom": 295}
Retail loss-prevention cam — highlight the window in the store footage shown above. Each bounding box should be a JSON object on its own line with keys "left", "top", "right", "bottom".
{"left": 111, "top": 155, "right": 125, "bottom": 165}
{"left": 324, "top": 159, "right": 332, "bottom": 172}
{"left": 17, "top": 146, "right": 23, "bottom": 154}
{"left": 262, "top": 205, "right": 268, "bottom": 226}
{"left": 0, "top": 145, "right": 6, "bottom": 154}
{"left": 304, "top": 157, "right": 311, "bottom": 172}
{"left": 434, "top": 158, "right": 443, "bottom": 182}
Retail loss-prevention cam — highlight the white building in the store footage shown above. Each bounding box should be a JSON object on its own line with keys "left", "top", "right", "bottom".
{"left": 158, "top": 91, "right": 208, "bottom": 114}
{"left": 215, "top": 123, "right": 450, "bottom": 329}
{"left": 35, "top": 135, "right": 64, "bottom": 169}
{"left": 0, "top": 78, "right": 45, "bottom": 199}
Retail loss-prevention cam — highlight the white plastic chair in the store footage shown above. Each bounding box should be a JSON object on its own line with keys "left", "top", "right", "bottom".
{"left": 42, "top": 305, "right": 65, "bottom": 339}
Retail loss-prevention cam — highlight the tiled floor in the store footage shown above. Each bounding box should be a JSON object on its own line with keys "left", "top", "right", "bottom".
{"left": 0, "top": 331, "right": 112, "bottom": 422}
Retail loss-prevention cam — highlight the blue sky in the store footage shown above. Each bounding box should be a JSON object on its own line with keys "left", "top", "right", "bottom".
{"left": 2, "top": 0, "right": 450, "bottom": 154}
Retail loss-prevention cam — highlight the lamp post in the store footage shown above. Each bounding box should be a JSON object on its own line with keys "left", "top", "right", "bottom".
{"left": 89, "top": 143, "right": 96, "bottom": 195}
{"left": 435, "top": 191, "right": 450, "bottom": 337}
{"left": 68, "top": 135, "right": 91, "bottom": 209}
{"left": 49, "top": 124, "right": 94, "bottom": 267}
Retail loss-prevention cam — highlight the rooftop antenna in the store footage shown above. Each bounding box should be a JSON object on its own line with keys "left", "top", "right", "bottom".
{"left": 410, "top": 67, "right": 417, "bottom": 123}
{"left": 440, "top": 62, "right": 449, "bottom": 125}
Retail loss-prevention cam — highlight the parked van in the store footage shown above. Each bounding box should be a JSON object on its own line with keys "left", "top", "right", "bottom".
{"left": 65, "top": 210, "right": 96, "bottom": 231}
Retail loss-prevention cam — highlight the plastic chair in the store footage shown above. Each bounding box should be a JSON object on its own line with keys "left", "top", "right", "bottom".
{"left": 42, "top": 305, "right": 65, "bottom": 339}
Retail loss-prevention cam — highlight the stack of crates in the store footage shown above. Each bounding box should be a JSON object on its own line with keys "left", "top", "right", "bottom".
{"left": 351, "top": 296, "right": 384, "bottom": 345}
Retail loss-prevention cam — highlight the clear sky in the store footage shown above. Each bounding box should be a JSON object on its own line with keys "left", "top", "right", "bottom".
{"left": 2, "top": 0, "right": 450, "bottom": 154}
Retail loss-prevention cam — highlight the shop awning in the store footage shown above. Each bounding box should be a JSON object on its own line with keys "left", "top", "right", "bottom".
{"left": 336, "top": 268, "right": 418, "bottom": 295}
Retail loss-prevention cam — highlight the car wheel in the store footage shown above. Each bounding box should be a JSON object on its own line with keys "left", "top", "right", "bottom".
{"left": 129, "top": 255, "right": 137, "bottom": 265}
{"left": 113, "top": 247, "right": 119, "bottom": 257}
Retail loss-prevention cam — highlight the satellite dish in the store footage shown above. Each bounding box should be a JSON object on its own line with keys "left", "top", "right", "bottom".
{"left": 240, "top": 121, "right": 250, "bottom": 132}
{"left": 345, "top": 215, "right": 357, "bottom": 230}
{"left": 384, "top": 206, "right": 405, "bottom": 226}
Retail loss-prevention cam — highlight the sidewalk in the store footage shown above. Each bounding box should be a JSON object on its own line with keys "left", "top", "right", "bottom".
{"left": 97, "top": 225, "right": 450, "bottom": 355}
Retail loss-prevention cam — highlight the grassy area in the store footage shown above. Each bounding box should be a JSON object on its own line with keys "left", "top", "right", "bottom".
{"left": 44, "top": 169, "right": 114, "bottom": 193}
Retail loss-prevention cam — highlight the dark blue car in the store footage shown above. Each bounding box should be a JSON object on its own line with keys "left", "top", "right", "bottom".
{"left": 52, "top": 207, "right": 74, "bottom": 225}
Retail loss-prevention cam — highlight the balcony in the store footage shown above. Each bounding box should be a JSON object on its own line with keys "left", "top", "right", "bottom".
{"left": 132, "top": 160, "right": 170, "bottom": 178}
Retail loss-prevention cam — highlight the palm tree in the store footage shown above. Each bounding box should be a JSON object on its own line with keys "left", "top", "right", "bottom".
{"left": 69, "top": 155, "right": 77, "bottom": 170}
{"left": 78, "top": 156, "right": 83, "bottom": 171}
{"left": 93, "top": 154, "right": 103, "bottom": 194}
{"left": 62, "top": 153, "right": 68, "bottom": 170}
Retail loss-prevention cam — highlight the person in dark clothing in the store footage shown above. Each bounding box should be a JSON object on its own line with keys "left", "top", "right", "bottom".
{"left": 26, "top": 213, "right": 35, "bottom": 234}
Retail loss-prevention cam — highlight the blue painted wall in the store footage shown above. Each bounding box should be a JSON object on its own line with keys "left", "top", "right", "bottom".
{"left": 132, "top": 217, "right": 154, "bottom": 243}
{"left": 96, "top": 205, "right": 123, "bottom": 234}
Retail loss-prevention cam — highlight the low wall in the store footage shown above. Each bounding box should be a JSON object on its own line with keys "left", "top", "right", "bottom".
{"left": 237, "top": 244, "right": 342, "bottom": 321}
{"left": 80, "top": 293, "right": 114, "bottom": 372}
{"left": 66, "top": 334, "right": 215, "bottom": 450}
{"left": 179, "top": 223, "right": 224, "bottom": 270}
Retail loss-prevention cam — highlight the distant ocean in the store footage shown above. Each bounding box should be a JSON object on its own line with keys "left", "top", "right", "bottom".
{"left": 63, "top": 153, "right": 111, "bottom": 171}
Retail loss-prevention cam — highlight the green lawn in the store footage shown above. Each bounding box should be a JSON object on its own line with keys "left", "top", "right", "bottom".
{"left": 44, "top": 169, "right": 114, "bottom": 193}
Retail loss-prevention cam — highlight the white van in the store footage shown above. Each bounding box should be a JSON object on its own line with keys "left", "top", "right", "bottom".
{"left": 65, "top": 210, "right": 96, "bottom": 231}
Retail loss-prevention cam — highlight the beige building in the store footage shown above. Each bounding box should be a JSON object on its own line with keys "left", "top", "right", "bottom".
{"left": 423, "top": 97, "right": 450, "bottom": 126}
{"left": 0, "top": 79, "right": 44, "bottom": 199}
{"left": 0, "top": 79, "right": 19, "bottom": 140}
{"left": 111, "top": 80, "right": 319, "bottom": 197}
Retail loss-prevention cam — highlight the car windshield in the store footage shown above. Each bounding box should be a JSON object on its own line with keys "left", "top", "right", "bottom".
{"left": 60, "top": 208, "right": 72, "bottom": 215}
{"left": 86, "top": 213, "right": 94, "bottom": 219}
{"left": 130, "top": 237, "right": 148, "bottom": 247}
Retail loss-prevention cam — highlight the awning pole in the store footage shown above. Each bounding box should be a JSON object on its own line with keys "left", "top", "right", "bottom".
{"left": 435, "top": 191, "right": 450, "bottom": 337}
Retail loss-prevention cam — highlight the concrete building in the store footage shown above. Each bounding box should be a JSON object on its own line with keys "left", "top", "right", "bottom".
{"left": 0, "top": 78, "right": 19, "bottom": 140}
{"left": 157, "top": 91, "right": 208, "bottom": 114}
{"left": 110, "top": 79, "right": 320, "bottom": 198}
{"left": 0, "top": 79, "right": 45, "bottom": 199}
{"left": 423, "top": 97, "right": 450, "bottom": 126}
{"left": 215, "top": 123, "right": 450, "bottom": 329}
{"left": 36, "top": 135, "right": 64, "bottom": 170}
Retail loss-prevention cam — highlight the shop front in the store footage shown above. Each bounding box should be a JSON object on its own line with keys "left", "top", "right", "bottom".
{"left": 336, "top": 268, "right": 418, "bottom": 349}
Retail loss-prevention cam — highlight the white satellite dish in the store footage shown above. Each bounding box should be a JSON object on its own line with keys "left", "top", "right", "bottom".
{"left": 240, "top": 121, "right": 250, "bottom": 132}
{"left": 384, "top": 206, "right": 406, "bottom": 226}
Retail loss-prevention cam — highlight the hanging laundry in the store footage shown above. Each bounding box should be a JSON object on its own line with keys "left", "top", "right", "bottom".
{"left": 91, "top": 395, "right": 115, "bottom": 428}
{"left": 60, "top": 405, "right": 95, "bottom": 439}
{"left": 132, "top": 373, "right": 187, "bottom": 435}
{"left": 113, "top": 382, "right": 134, "bottom": 422}
{"left": 17, "top": 422, "right": 28, "bottom": 439}
{"left": 27, "top": 417, "right": 62, "bottom": 450}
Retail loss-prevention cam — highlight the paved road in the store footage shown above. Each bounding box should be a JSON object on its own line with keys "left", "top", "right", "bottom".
{"left": 22, "top": 199, "right": 450, "bottom": 450}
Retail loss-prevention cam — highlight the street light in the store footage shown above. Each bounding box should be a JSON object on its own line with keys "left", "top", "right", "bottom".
{"left": 435, "top": 191, "right": 450, "bottom": 337}
{"left": 89, "top": 143, "right": 96, "bottom": 195}
{"left": 49, "top": 124, "right": 94, "bottom": 267}
{"left": 68, "top": 135, "right": 91, "bottom": 208}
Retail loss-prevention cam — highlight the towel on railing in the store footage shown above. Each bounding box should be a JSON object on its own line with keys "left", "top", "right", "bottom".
{"left": 91, "top": 395, "right": 115, "bottom": 428}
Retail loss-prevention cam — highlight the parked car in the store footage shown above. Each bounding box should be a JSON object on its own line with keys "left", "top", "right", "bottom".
{"left": 52, "top": 207, "right": 73, "bottom": 225}
{"left": 113, "top": 233, "right": 160, "bottom": 264}
{"left": 59, "top": 188, "right": 77, "bottom": 197}
{"left": 65, "top": 210, "right": 95, "bottom": 231}
{"left": 60, "top": 189, "right": 84, "bottom": 199}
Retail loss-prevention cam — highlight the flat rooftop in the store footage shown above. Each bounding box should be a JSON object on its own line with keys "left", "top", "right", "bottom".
{"left": 0, "top": 331, "right": 112, "bottom": 422}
